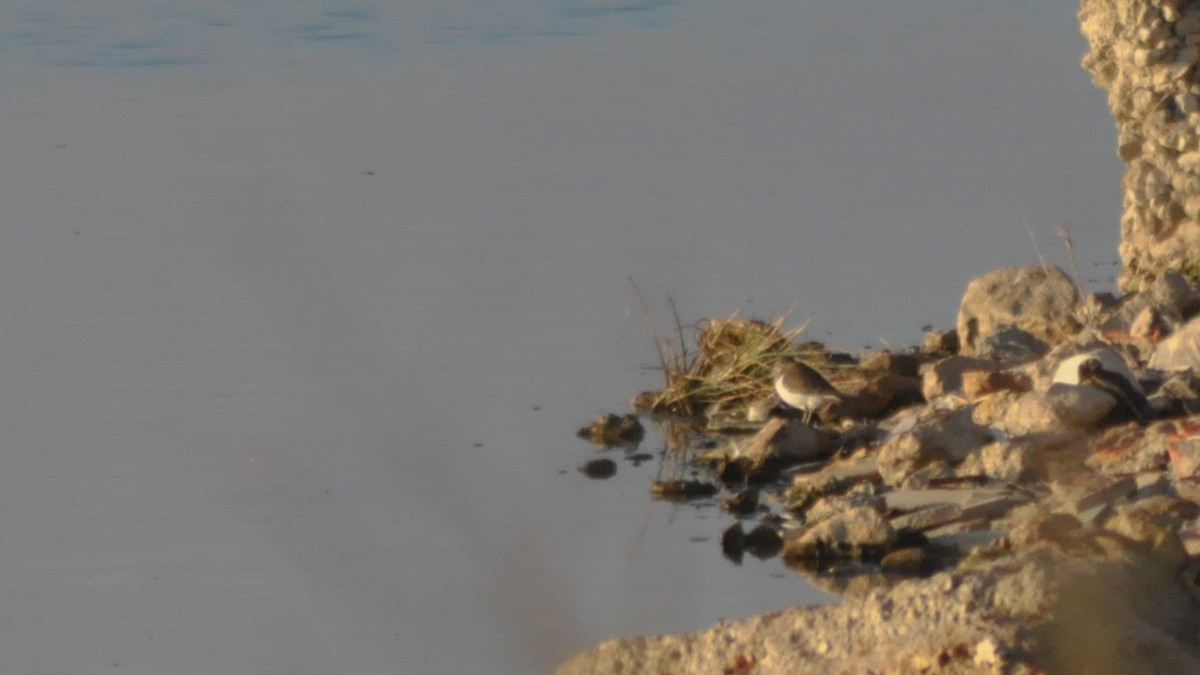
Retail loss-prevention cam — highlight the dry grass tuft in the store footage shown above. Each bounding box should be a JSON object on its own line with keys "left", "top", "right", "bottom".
{"left": 641, "top": 311, "right": 830, "bottom": 417}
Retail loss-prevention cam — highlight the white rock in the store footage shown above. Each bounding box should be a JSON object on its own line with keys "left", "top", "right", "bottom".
{"left": 974, "top": 638, "right": 1001, "bottom": 666}
{"left": 1150, "top": 315, "right": 1200, "bottom": 371}
{"left": 1133, "top": 88, "right": 1157, "bottom": 113}
{"left": 1179, "top": 92, "right": 1199, "bottom": 115}
{"left": 1178, "top": 150, "right": 1200, "bottom": 169}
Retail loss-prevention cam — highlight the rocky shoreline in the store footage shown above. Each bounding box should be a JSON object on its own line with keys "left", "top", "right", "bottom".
{"left": 561, "top": 265, "right": 1200, "bottom": 674}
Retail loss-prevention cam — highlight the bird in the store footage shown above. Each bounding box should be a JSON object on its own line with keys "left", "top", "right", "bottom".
{"left": 771, "top": 357, "right": 842, "bottom": 425}
{"left": 1077, "top": 357, "right": 1151, "bottom": 426}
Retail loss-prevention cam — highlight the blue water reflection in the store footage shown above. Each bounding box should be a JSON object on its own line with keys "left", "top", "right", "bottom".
{"left": 0, "top": 0, "right": 682, "bottom": 67}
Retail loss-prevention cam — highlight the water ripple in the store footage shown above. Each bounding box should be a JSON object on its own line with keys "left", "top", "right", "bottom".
{"left": 0, "top": 0, "right": 681, "bottom": 68}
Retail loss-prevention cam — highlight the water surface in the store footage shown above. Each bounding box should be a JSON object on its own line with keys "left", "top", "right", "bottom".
{"left": 0, "top": 2, "right": 1122, "bottom": 673}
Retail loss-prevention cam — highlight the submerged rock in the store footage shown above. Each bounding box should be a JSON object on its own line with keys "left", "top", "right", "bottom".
{"left": 577, "top": 413, "right": 645, "bottom": 446}
{"left": 650, "top": 480, "right": 718, "bottom": 501}
{"left": 578, "top": 458, "right": 617, "bottom": 479}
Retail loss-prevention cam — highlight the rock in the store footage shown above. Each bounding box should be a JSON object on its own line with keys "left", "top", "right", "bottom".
{"left": 578, "top": 458, "right": 617, "bottom": 479}
{"left": 1150, "top": 314, "right": 1200, "bottom": 371}
{"left": 880, "top": 547, "right": 940, "bottom": 576}
{"left": 1150, "top": 369, "right": 1200, "bottom": 417}
{"left": 876, "top": 408, "right": 994, "bottom": 484}
{"left": 859, "top": 350, "right": 922, "bottom": 376}
{"left": 1064, "top": 476, "right": 1138, "bottom": 517}
{"left": 724, "top": 521, "right": 783, "bottom": 563}
{"left": 556, "top": 547, "right": 1200, "bottom": 675}
{"left": 996, "top": 385, "right": 1118, "bottom": 436}
{"left": 923, "top": 328, "right": 959, "bottom": 355}
{"left": 805, "top": 491, "right": 885, "bottom": 525}
{"left": 973, "top": 637, "right": 1003, "bottom": 668}
{"left": 577, "top": 413, "right": 644, "bottom": 446}
{"left": 650, "top": 480, "right": 718, "bottom": 501}
{"left": 921, "top": 356, "right": 995, "bottom": 400}
{"left": 782, "top": 506, "right": 897, "bottom": 565}
{"left": 1102, "top": 496, "right": 1191, "bottom": 572}
{"left": 742, "top": 524, "right": 784, "bottom": 560}
{"left": 969, "top": 389, "right": 1024, "bottom": 427}
{"left": 1178, "top": 15, "right": 1200, "bottom": 36}
{"left": 1129, "top": 305, "right": 1169, "bottom": 342}
{"left": 961, "top": 368, "right": 1032, "bottom": 399}
{"left": 957, "top": 266, "right": 1081, "bottom": 356}
{"left": 1008, "top": 508, "right": 1084, "bottom": 547}
{"left": 1169, "top": 434, "right": 1200, "bottom": 479}
{"left": 974, "top": 325, "right": 1050, "bottom": 360}
{"left": 896, "top": 462, "right": 956, "bottom": 489}
{"left": 930, "top": 530, "right": 1005, "bottom": 556}
{"left": 786, "top": 454, "right": 881, "bottom": 512}
{"left": 960, "top": 433, "right": 1089, "bottom": 483}
{"left": 732, "top": 417, "right": 828, "bottom": 468}
{"left": 882, "top": 487, "right": 1015, "bottom": 512}
{"left": 1091, "top": 282, "right": 1187, "bottom": 343}
{"left": 844, "top": 372, "right": 924, "bottom": 418}
{"left": 720, "top": 521, "right": 747, "bottom": 564}
{"left": 722, "top": 489, "right": 760, "bottom": 517}
{"left": 1087, "top": 422, "right": 1171, "bottom": 476}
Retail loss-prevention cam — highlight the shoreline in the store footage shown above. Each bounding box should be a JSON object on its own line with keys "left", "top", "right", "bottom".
{"left": 561, "top": 265, "right": 1200, "bottom": 673}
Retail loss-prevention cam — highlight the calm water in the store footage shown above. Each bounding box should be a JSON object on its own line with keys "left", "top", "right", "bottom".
{"left": 0, "top": 2, "right": 1120, "bottom": 673}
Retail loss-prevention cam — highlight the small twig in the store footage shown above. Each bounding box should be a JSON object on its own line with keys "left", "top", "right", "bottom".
{"left": 628, "top": 276, "right": 669, "bottom": 375}
{"left": 1058, "top": 222, "right": 1086, "bottom": 299}
{"left": 667, "top": 296, "right": 689, "bottom": 369}
{"left": 1024, "top": 216, "right": 1049, "bottom": 274}
{"left": 1058, "top": 222, "right": 1094, "bottom": 325}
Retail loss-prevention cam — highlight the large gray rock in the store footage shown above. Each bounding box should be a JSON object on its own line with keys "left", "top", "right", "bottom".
{"left": 804, "top": 491, "right": 885, "bottom": 526}
{"left": 781, "top": 506, "right": 896, "bottom": 562}
{"left": 996, "top": 385, "right": 1118, "bottom": 436}
{"left": 733, "top": 417, "right": 826, "bottom": 466}
{"left": 1150, "top": 314, "right": 1200, "bottom": 372}
{"left": 876, "top": 407, "right": 993, "bottom": 484}
{"left": 921, "top": 356, "right": 994, "bottom": 400}
{"left": 1094, "top": 273, "right": 1200, "bottom": 338}
{"left": 957, "top": 266, "right": 1081, "bottom": 356}
{"left": 975, "top": 326, "right": 1049, "bottom": 361}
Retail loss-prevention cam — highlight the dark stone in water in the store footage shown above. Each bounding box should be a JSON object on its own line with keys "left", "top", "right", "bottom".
{"left": 722, "top": 489, "right": 760, "bottom": 517}
{"left": 579, "top": 458, "right": 617, "bottom": 479}
{"left": 652, "top": 479, "right": 719, "bottom": 501}
{"left": 577, "top": 413, "right": 645, "bottom": 447}
{"left": 743, "top": 524, "right": 783, "bottom": 560}
{"left": 721, "top": 522, "right": 745, "bottom": 564}
{"left": 880, "top": 547, "right": 940, "bottom": 577}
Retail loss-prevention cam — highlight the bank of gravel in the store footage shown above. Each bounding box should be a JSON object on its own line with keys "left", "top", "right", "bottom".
{"left": 560, "top": 265, "right": 1200, "bottom": 673}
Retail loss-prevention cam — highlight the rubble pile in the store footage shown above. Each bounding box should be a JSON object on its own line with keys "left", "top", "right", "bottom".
{"left": 563, "top": 266, "right": 1200, "bottom": 673}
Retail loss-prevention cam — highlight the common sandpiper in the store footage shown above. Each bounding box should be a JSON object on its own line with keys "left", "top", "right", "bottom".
{"left": 771, "top": 357, "right": 842, "bottom": 425}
